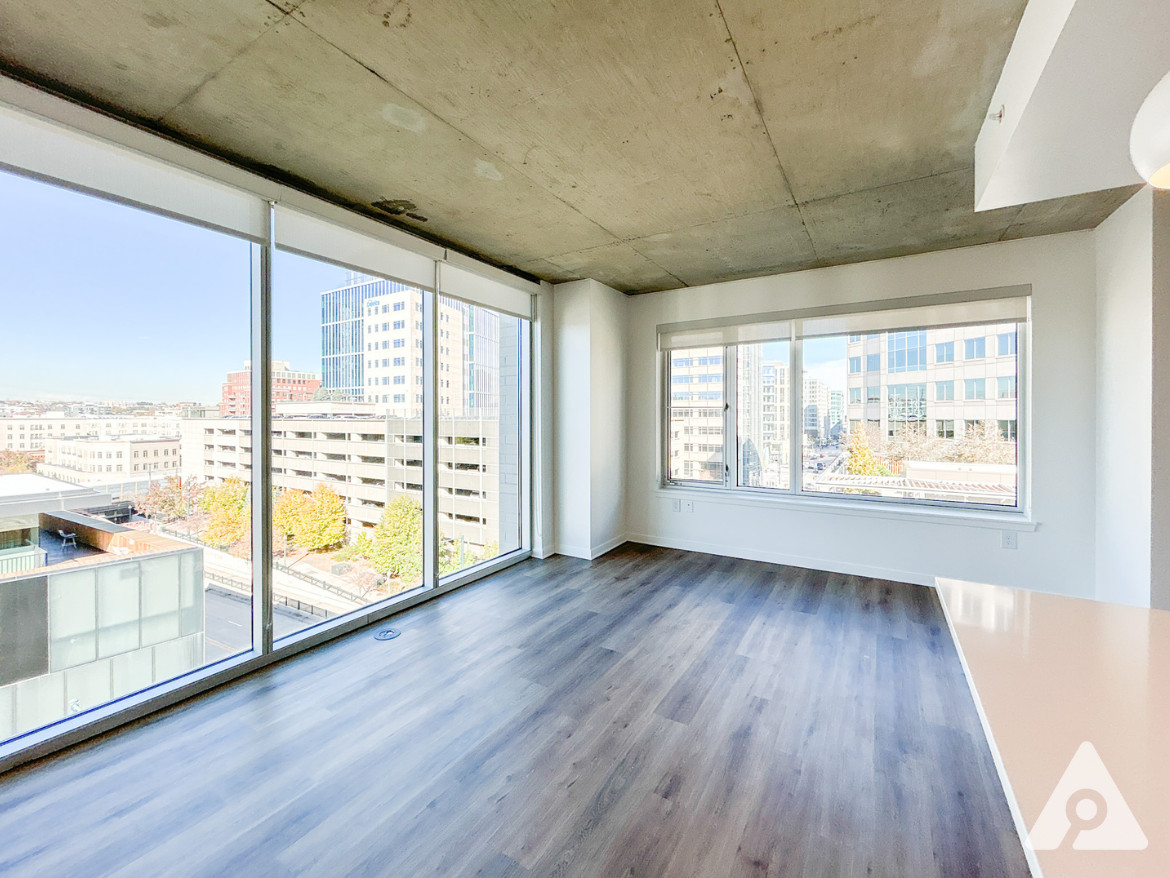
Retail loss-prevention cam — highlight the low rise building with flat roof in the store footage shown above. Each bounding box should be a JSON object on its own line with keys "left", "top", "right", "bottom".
{"left": 39, "top": 434, "right": 182, "bottom": 489}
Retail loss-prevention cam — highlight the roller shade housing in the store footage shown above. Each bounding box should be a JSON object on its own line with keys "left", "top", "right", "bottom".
{"left": 658, "top": 286, "right": 1029, "bottom": 350}
{"left": 0, "top": 103, "right": 268, "bottom": 241}
{"left": 439, "top": 262, "right": 534, "bottom": 321}
{"left": 274, "top": 204, "right": 437, "bottom": 290}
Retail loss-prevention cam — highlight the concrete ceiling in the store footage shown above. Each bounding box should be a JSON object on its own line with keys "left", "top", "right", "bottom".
{"left": 0, "top": 0, "right": 1140, "bottom": 293}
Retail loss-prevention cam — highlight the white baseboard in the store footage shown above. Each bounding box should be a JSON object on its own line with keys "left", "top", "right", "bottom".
{"left": 552, "top": 533, "right": 630, "bottom": 561}
{"left": 625, "top": 532, "right": 934, "bottom": 586}
{"left": 589, "top": 533, "right": 629, "bottom": 559}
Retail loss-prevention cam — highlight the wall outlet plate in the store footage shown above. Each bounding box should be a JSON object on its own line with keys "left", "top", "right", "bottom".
{"left": 683, "top": 500, "right": 695, "bottom": 514}
{"left": 1001, "top": 530, "right": 1018, "bottom": 550}
{"left": 671, "top": 498, "right": 681, "bottom": 513}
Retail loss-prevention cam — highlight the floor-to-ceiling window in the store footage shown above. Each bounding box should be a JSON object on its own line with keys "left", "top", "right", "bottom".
{"left": 0, "top": 167, "right": 254, "bottom": 742}
{"left": 270, "top": 253, "right": 430, "bottom": 640}
{"left": 437, "top": 297, "right": 524, "bottom": 577}
{"left": 0, "top": 96, "right": 534, "bottom": 763}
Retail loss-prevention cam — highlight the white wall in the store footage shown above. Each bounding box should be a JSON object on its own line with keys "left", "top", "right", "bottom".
{"left": 1095, "top": 189, "right": 1153, "bottom": 606}
{"left": 623, "top": 233, "right": 1100, "bottom": 597}
{"left": 1152, "top": 192, "right": 1170, "bottom": 609}
{"left": 588, "top": 282, "right": 628, "bottom": 556}
{"left": 532, "top": 281, "right": 557, "bottom": 559}
{"left": 553, "top": 280, "right": 593, "bottom": 557}
{"left": 552, "top": 279, "right": 627, "bottom": 559}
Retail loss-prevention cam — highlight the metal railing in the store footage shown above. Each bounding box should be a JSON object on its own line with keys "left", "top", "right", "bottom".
{"left": 0, "top": 544, "right": 48, "bottom": 575}
{"left": 273, "top": 558, "right": 366, "bottom": 603}
{"left": 203, "top": 569, "right": 334, "bottom": 619}
{"left": 157, "top": 523, "right": 364, "bottom": 603}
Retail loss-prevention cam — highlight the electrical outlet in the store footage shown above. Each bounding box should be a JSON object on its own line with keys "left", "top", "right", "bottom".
{"left": 671, "top": 499, "right": 681, "bottom": 513}
{"left": 683, "top": 500, "right": 695, "bottom": 514}
{"left": 1001, "top": 530, "right": 1018, "bottom": 550}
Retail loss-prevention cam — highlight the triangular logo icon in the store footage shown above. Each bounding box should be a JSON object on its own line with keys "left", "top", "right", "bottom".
{"left": 1028, "top": 741, "right": 1148, "bottom": 851}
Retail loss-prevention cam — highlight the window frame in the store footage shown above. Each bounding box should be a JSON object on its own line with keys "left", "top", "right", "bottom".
{"left": 0, "top": 90, "right": 538, "bottom": 773}
{"left": 662, "top": 346, "right": 730, "bottom": 488}
{"left": 660, "top": 297, "right": 1030, "bottom": 518}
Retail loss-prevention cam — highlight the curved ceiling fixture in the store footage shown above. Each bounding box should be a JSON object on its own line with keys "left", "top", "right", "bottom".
{"left": 1131, "top": 70, "right": 1170, "bottom": 189}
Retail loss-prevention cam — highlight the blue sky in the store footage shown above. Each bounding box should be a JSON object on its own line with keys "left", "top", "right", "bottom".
{"left": 0, "top": 166, "right": 844, "bottom": 404}
{"left": 0, "top": 169, "right": 347, "bottom": 403}
{"left": 763, "top": 338, "right": 847, "bottom": 392}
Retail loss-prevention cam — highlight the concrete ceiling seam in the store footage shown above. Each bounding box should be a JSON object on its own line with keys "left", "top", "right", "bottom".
{"left": 288, "top": 13, "right": 624, "bottom": 251}
{"left": 711, "top": 0, "right": 820, "bottom": 263}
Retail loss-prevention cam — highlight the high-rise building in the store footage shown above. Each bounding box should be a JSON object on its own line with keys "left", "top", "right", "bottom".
{"left": 219, "top": 361, "right": 320, "bottom": 417}
{"left": 667, "top": 347, "right": 726, "bottom": 483}
{"left": 802, "top": 373, "right": 832, "bottom": 442}
{"left": 321, "top": 275, "right": 414, "bottom": 400}
{"left": 829, "top": 390, "right": 845, "bottom": 439}
{"left": 762, "top": 362, "right": 789, "bottom": 481}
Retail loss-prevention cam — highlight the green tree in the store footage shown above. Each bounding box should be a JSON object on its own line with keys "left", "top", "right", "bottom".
{"left": 294, "top": 484, "right": 348, "bottom": 550}
{"left": 845, "top": 424, "right": 891, "bottom": 477}
{"left": 371, "top": 496, "right": 423, "bottom": 584}
{"left": 439, "top": 537, "right": 464, "bottom": 576}
{"left": 199, "top": 477, "right": 250, "bottom": 548}
{"left": 334, "top": 530, "right": 374, "bottom": 562}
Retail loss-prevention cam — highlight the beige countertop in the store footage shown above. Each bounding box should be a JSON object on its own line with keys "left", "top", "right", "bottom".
{"left": 936, "top": 579, "right": 1169, "bottom": 877}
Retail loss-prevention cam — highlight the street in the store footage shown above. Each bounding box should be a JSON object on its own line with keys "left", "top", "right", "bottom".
{"left": 203, "top": 586, "right": 320, "bottom": 663}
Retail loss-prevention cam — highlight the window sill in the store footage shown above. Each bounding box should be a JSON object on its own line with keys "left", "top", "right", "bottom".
{"left": 655, "top": 485, "right": 1038, "bottom": 532}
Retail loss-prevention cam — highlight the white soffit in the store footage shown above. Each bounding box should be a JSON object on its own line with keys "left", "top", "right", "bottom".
{"left": 974, "top": 0, "right": 1170, "bottom": 211}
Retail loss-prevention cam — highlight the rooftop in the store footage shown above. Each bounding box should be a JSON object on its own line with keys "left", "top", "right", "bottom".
{"left": 61, "top": 433, "right": 180, "bottom": 443}
{"left": 0, "top": 472, "right": 97, "bottom": 501}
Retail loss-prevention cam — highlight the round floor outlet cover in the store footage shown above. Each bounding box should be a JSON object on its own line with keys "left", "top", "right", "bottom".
{"left": 374, "top": 628, "right": 402, "bottom": 641}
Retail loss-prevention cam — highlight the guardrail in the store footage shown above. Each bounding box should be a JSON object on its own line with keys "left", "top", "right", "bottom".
{"left": 158, "top": 524, "right": 366, "bottom": 604}
{"left": 0, "top": 544, "right": 48, "bottom": 575}
{"left": 274, "top": 558, "right": 366, "bottom": 603}
{"left": 204, "top": 569, "right": 334, "bottom": 620}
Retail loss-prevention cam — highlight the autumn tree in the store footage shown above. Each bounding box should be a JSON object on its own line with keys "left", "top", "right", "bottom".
{"left": 294, "top": 484, "right": 348, "bottom": 550}
{"left": 271, "top": 488, "right": 308, "bottom": 552}
{"left": 371, "top": 495, "right": 423, "bottom": 584}
{"left": 199, "top": 477, "right": 250, "bottom": 549}
{"left": 845, "top": 424, "right": 891, "bottom": 477}
{"left": 0, "top": 450, "right": 35, "bottom": 474}
{"left": 885, "top": 420, "right": 1015, "bottom": 467}
{"left": 136, "top": 477, "right": 203, "bottom": 522}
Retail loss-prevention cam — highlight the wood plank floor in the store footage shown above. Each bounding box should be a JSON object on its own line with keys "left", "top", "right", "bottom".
{"left": 0, "top": 545, "right": 1029, "bottom": 877}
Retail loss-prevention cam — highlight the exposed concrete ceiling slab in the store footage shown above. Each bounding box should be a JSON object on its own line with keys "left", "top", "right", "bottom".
{"left": 0, "top": 0, "right": 286, "bottom": 120}
{"left": 999, "top": 185, "right": 1143, "bottom": 241}
{"left": 160, "top": 17, "right": 615, "bottom": 265}
{"left": 626, "top": 205, "right": 818, "bottom": 288}
{"left": 801, "top": 168, "right": 1018, "bottom": 264}
{"left": 716, "top": 0, "right": 1028, "bottom": 203}
{"left": 0, "top": 0, "right": 1141, "bottom": 294}
{"left": 518, "top": 242, "right": 684, "bottom": 294}
{"left": 297, "top": 0, "right": 796, "bottom": 239}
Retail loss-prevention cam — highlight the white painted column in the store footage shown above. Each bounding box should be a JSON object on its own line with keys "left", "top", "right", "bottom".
{"left": 552, "top": 279, "right": 628, "bottom": 559}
